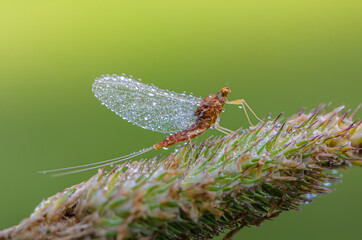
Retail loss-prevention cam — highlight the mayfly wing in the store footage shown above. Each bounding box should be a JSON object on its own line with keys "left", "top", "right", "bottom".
{"left": 92, "top": 74, "right": 202, "bottom": 133}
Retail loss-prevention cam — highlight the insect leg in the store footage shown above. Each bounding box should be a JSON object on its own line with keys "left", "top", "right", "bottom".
{"left": 227, "top": 99, "right": 263, "bottom": 126}
{"left": 217, "top": 125, "right": 234, "bottom": 133}
{"left": 186, "top": 135, "right": 197, "bottom": 161}
{"left": 213, "top": 118, "right": 233, "bottom": 135}
{"left": 214, "top": 126, "right": 233, "bottom": 136}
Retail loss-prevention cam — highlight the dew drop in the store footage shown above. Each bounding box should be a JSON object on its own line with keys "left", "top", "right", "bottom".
{"left": 148, "top": 93, "right": 155, "bottom": 97}
{"left": 144, "top": 117, "right": 148, "bottom": 120}
{"left": 238, "top": 105, "right": 243, "bottom": 109}
{"left": 305, "top": 193, "right": 317, "bottom": 200}
{"left": 323, "top": 182, "right": 332, "bottom": 187}
{"left": 163, "top": 147, "right": 169, "bottom": 150}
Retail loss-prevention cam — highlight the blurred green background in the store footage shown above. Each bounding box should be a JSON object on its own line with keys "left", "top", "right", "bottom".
{"left": 0, "top": 0, "right": 361, "bottom": 239}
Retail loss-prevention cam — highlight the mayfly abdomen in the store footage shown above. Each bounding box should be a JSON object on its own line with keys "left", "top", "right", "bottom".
{"left": 92, "top": 74, "right": 201, "bottom": 133}
{"left": 153, "top": 126, "right": 208, "bottom": 150}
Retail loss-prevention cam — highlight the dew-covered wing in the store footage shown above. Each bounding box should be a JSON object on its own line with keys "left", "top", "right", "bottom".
{"left": 92, "top": 74, "right": 201, "bottom": 133}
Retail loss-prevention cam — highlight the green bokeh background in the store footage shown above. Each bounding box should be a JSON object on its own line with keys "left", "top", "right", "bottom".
{"left": 0, "top": 0, "right": 361, "bottom": 239}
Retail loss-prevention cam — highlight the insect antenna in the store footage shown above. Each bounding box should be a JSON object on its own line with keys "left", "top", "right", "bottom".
{"left": 38, "top": 147, "right": 154, "bottom": 176}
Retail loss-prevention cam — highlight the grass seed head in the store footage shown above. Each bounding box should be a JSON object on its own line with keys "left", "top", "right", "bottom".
{"left": 1, "top": 105, "right": 361, "bottom": 240}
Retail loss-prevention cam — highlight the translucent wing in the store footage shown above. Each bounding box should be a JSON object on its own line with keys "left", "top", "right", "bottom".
{"left": 92, "top": 74, "right": 202, "bottom": 133}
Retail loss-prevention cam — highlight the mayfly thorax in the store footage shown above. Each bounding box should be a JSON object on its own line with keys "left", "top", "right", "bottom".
{"left": 40, "top": 74, "right": 262, "bottom": 175}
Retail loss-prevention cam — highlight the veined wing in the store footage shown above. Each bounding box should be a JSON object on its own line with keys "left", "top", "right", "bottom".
{"left": 92, "top": 74, "right": 202, "bottom": 133}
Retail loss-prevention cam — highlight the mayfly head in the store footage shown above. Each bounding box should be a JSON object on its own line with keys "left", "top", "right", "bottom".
{"left": 221, "top": 87, "right": 231, "bottom": 97}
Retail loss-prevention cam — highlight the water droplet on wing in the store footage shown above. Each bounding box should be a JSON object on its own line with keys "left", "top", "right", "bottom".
{"left": 92, "top": 74, "right": 201, "bottom": 133}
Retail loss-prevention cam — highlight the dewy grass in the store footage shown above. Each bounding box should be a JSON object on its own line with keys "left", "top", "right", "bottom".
{"left": 1, "top": 105, "right": 361, "bottom": 240}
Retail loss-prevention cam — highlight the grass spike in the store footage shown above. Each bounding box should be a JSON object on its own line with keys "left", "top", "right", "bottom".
{"left": 0, "top": 105, "right": 361, "bottom": 240}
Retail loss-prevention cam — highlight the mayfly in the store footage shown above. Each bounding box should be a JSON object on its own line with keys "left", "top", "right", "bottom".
{"left": 41, "top": 74, "right": 262, "bottom": 175}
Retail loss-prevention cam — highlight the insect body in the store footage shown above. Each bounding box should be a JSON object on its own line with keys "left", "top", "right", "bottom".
{"left": 41, "top": 74, "right": 261, "bottom": 175}
{"left": 153, "top": 87, "right": 231, "bottom": 149}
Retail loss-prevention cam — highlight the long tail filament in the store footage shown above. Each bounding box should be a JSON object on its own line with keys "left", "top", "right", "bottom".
{"left": 38, "top": 147, "right": 154, "bottom": 176}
